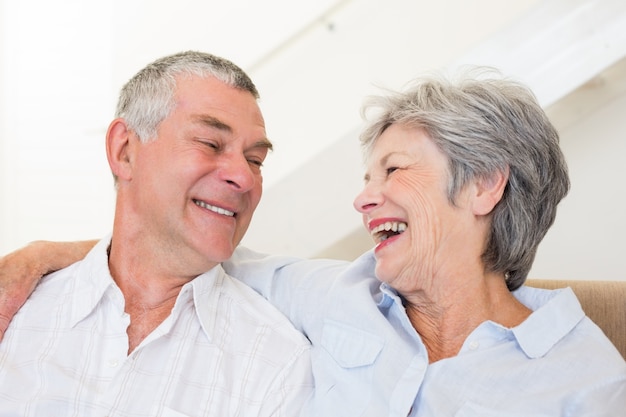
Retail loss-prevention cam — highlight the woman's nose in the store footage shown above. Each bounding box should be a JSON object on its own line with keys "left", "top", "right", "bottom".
{"left": 353, "top": 182, "right": 381, "bottom": 214}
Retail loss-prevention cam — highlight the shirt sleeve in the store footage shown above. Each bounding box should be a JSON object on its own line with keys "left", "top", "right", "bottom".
{"left": 569, "top": 374, "right": 626, "bottom": 417}
{"left": 222, "top": 246, "right": 350, "bottom": 329}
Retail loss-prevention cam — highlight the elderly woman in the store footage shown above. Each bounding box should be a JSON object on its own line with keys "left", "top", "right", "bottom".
{"left": 353, "top": 72, "right": 565, "bottom": 361}
{"left": 1, "top": 70, "right": 625, "bottom": 416}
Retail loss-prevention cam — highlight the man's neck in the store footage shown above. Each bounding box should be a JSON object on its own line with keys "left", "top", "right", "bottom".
{"left": 107, "top": 239, "right": 203, "bottom": 354}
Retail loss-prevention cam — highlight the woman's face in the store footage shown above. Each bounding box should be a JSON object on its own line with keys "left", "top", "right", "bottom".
{"left": 353, "top": 124, "right": 478, "bottom": 293}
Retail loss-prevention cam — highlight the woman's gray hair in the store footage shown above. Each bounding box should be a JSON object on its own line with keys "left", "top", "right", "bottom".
{"left": 116, "top": 50, "right": 259, "bottom": 142}
{"left": 359, "top": 68, "right": 570, "bottom": 290}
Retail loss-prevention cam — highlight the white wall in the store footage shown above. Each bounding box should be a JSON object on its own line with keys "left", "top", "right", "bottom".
{"left": 0, "top": 0, "right": 116, "bottom": 253}
{"left": 1, "top": 0, "right": 624, "bottom": 283}
{"left": 531, "top": 57, "right": 626, "bottom": 280}
{"left": 248, "top": 57, "right": 626, "bottom": 283}
{"left": 0, "top": 0, "right": 339, "bottom": 253}
{"left": 241, "top": 0, "right": 626, "bottom": 283}
{"left": 0, "top": 0, "right": 542, "bottom": 253}
{"left": 241, "top": 0, "right": 545, "bottom": 254}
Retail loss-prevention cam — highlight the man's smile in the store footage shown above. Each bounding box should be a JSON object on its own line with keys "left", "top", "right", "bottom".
{"left": 193, "top": 199, "right": 236, "bottom": 217}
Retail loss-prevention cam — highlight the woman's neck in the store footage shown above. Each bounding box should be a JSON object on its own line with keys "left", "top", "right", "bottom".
{"left": 403, "top": 272, "right": 531, "bottom": 363}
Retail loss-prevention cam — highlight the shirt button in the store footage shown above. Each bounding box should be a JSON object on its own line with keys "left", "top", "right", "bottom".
{"left": 108, "top": 359, "right": 119, "bottom": 367}
{"left": 468, "top": 341, "right": 479, "bottom": 350}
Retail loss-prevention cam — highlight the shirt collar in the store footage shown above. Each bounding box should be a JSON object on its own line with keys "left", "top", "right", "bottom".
{"left": 69, "top": 235, "right": 225, "bottom": 342}
{"left": 511, "top": 285, "right": 585, "bottom": 358}
{"left": 178, "top": 265, "right": 225, "bottom": 342}
{"left": 69, "top": 235, "right": 120, "bottom": 327}
{"left": 379, "top": 282, "right": 400, "bottom": 308}
{"left": 377, "top": 279, "right": 585, "bottom": 359}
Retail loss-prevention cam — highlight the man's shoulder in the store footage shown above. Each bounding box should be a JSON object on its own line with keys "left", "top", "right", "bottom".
{"left": 6, "top": 260, "right": 89, "bottom": 337}
{"left": 36, "top": 236, "right": 110, "bottom": 292}
{"left": 32, "top": 260, "right": 84, "bottom": 296}
{"left": 218, "top": 271, "right": 310, "bottom": 345}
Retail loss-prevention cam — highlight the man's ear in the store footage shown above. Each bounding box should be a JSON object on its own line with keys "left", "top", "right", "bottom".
{"left": 472, "top": 167, "right": 509, "bottom": 216}
{"left": 106, "top": 118, "right": 135, "bottom": 182}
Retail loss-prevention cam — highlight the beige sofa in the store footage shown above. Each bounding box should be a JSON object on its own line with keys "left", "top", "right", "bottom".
{"left": 527, "top": 279, "right": 626, "bottom": 360}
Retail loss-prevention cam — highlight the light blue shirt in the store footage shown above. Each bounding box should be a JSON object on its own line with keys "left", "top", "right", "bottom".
{"left": 224, "top": 247, "right": 626, "bottom": 416}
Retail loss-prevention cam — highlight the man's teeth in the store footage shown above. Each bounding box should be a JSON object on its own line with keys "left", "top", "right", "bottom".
{"left": 371, "top": 221, "right": 407, "bottom": 241}
{"left": 194, "top": 200, "right": 235, "bottom": 217}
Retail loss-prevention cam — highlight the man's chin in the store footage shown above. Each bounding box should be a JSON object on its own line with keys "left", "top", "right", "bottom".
{"left": 202, "top": 246, "right": 237, "bottom": 267}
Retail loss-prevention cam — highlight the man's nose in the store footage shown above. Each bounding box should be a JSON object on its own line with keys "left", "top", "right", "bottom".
{"left": 220, "top": 153, "right": 256, "bottom": 192}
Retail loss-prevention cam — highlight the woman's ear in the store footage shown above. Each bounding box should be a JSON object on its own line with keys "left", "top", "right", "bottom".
{"left": 106, "top": 118, "right": 135, "bottom": 182}
{"left": 472, "top": 167, "right": 509, "bottom": 216}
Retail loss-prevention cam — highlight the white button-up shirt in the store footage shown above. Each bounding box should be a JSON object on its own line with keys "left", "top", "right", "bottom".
{"left": 0, "top": 238, "right": 313, "bottom": 417}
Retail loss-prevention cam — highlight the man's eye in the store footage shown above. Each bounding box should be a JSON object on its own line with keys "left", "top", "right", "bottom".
{"left": 386, "top": 167, "right": 398, "bottom": 175}
{"left": 247, "top": 158, "right": 264, "bottom": 168}
{"left": 196, "top": 139, "right": 219, "bottom": 149}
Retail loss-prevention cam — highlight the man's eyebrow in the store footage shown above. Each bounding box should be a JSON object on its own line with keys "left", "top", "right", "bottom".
{"left": 252, "top": 138, "right": 274, "bottom": 152}
{"left": 192, "top": 114, "right": 273, "bottom": 151}
{"left": 192, "top": 115, "right": 232, "bottom": 132}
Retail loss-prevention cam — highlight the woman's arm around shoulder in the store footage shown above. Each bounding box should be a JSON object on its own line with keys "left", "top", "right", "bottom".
{"left": 0, "top": 239, "right": 96, "bottom": 340}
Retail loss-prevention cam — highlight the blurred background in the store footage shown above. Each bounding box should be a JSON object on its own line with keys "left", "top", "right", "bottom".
{"left": 1, "top": 0, "right": 625, "bottom": 281}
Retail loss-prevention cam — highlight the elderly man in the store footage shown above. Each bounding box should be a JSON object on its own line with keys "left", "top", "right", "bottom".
{"left": 0, "top": 51, "right": 313, "bottom": 416}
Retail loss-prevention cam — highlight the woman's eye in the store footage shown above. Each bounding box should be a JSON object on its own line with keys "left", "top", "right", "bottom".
{"left": 386, "top": 167, "right": 398, "bottom": 175}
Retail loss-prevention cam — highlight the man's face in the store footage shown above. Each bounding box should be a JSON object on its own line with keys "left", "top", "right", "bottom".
{"left": 125, "top": 75, "right": 270, "bottom": 275}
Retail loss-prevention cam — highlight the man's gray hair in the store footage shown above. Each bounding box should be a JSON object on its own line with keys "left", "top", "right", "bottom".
{"left": 116, "top": 50, "right": 259, "bottom": 142}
